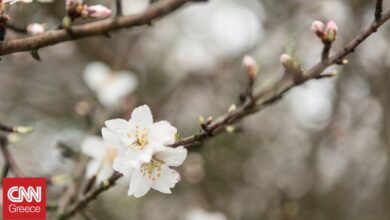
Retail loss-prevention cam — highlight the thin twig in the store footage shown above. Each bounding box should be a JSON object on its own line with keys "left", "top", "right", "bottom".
{"left": 375, "top": 0, "right": 383, "bottom": 21}
{"left": 115, "top": 0, "right": 123, "bottom": 16}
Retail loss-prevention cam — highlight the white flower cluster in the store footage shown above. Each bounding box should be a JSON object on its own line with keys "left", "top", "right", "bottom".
{"left": 97, "top": 105, "right": 187, "bottom": 197}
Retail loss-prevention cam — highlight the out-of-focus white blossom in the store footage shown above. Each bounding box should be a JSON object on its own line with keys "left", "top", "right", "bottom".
{"left": 185, "top": 208, "right": 227, "bottom": 220}
{"left": 83, "top": 61, "right": 138, "bottom": 109}
{"left": 27, "top": 23, "right": 45, "bottom": 35}
{"left": 102, "top": 105, "right": 186, "bottom": 197}
{"left": 81, "top": 135, "right": 119, "bottom": 183}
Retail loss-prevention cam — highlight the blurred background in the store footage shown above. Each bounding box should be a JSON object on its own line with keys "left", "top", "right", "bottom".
{"left": 1, "top": 0, "right": 390, "bottom": 219}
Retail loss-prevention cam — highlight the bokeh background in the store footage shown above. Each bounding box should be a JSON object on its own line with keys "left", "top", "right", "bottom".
{"left": 1, "top": 0, "right": 390, "bottom": 219}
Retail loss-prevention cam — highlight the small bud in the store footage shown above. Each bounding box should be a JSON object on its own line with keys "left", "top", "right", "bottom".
{"left": 323, "top": 20, "right": 338, "bottom": 43}
{"left": 330, "top": 70, "right": 338, "bottom": 76}
{"left": 342, "top": 59, "right": 348, "bottom": 65}
{"left": 62, "top": 16, "right": 72, "bottom": 28}
{"left": 226, "top": 125, "right": 235, "bottom": 133}
{"left": 311, "top": 20, "right": 325, "bottom": 38}
{"left": 198, "top": 116, "right": 205, "bottom": 124}
{"left": 15, "top": 126, "right": 33, "bottom": 134}
{"left": 207, "top": 116, "right": 213, "bottom": 123}
{"left": 280, "top": 54, "right": 294, "bottom": 69}
{"left": 27, "top": 23, "right": 45, "bottom": 35}
{"left": 228, "top": 104, "right": 236, "bottom": 113}
{"left": 85, "top": 5, "right": 112, "bottom": 19}
{"left": 242, "top": 55, "right": 258, "bottom": 78}
{"left": 280, "top": 53, "right": 304, "bottom": 82}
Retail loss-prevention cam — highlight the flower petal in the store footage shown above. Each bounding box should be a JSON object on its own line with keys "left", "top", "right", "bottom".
{"left": 129, "top": 105, "right": 153, "bottom": 126}
{"left": 101, "top": 127, "right": 123, "bottom": 146}
{"left": 105, "top": 119, "right": 130, "bottom": 134}
{"left": 96, "top": 163, "right": 114, "bottom": 183}
{"left": 128, "top": 170, "right": 152, "bottom": 198}
{"left": 112, "top": 148, "right": 133, "bottom": 175}
{"left": 85, "top": 160, "right": 101, "bottom": 179}
{"left": 155, "top": 146, "right": 187, "bottom": 167}
{"left": 152, "top": 166, "right": 180, "bottom": 194}
{"left": 81, "top": 136, "right": 107, "bottom": 159}
{"left": 123, "top": 148, "right": 154, "bottom": 169}
{"left": 149, "top": 121, "right": 177, "bottom": 146}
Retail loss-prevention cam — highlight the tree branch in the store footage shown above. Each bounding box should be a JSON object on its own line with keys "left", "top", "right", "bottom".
{"left": 54, "top": 8, "right": 390, "bottom": 220}
{"left": 0, "top": 0, "right": 198, "bottom": 56}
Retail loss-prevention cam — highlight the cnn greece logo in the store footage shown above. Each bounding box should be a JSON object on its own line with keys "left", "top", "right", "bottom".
{"left": 7, "top": 186, "right": 42, "bottom": 203}
{"left": 3, "top": 178, "right": 46, "bottom": 220}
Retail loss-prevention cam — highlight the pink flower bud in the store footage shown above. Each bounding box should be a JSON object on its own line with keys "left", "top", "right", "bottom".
{"left": 325, "top": 20, "right": 338, "bottom": 33}
{"left": 27, "top": 23, "right": 45, "bottom": 35}
{"left": 242, "top": 55, "right": 257, "bottom": 78}
{"left": 323, "top": 20, "right": 338, "bottom": 43}
{"left": 311, "top": 20, "right": 325, "bottom": 38}
{"left": 86, "top": 5, "right": 112, "bottom": 19}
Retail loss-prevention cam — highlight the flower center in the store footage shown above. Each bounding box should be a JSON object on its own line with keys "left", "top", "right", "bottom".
{"left": 140, "top": 158, "right": 163, "bottom": 181}
{"left": 127, "top": 125, "right": 148, "bottom": 150}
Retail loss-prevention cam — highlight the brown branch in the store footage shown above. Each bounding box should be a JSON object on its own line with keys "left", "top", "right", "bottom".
{"left": 0, "top": 136, "right": 24, "bottom": 177}
{"left": 115, "top": 0, "right": 123, "bottom": 16}
{"left": 55, "top": 8, "right": 390, "bottom": 220}
{"left": 376, "top": 0, "right": 383, "bottom": 21}
{"left": 0, "top": 0, "right": 198, "bottom": 56}
{"left": 58, "top": 171, "right": 123, "bottom": 220}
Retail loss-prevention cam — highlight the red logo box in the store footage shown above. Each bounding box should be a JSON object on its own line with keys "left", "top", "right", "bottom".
{"left": 3, "top": 178, "right": 46, "bottom": 220}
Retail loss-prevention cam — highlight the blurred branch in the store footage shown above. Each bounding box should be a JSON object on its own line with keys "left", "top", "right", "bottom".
{"left": 0, "top": 135, "right": 24, "bottom": 177}
{"left": 6, "top": 22, "right": 27, "bottom": 34}
{"left": 57, "top": 156, "right": 89, "bottom": 216}
{"left": 53, "top": 7, "right": 390, "bottom": 220}
{"left": 0, "top": 123, "right": 15, "bottom": 132}
{"left": 0, "top": 0, "right": 203, "bottom": 56}
{"left": 115, "top": 0, "right": 122, "bottom": 16}
{"left": 58, "top": 171, "right": 122, "bottom": 220}
{"left": 376, "top": 0, "right": 383, "bottom": 21}
{"left": 171, "top": 9, "right": 390, "bottom": 148}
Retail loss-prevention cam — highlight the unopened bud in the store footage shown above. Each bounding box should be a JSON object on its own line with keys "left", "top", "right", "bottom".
{"left": 85, "top": 5, "right": 112, "bottom": 19}
{"left": 242, "top": 55, "right": 258, "bottom": 78}
{"left": 226, "top": 125, "right": 235, "bottom": 133}
{"left": 198, "top": 116, "right": 205, "bottom": 124}
{"left": 311, "top": 20, "right": 325, "bottom": 38}
{"left": 15, "top": 126, "right": 33, "bottom": 134}
{"left": 323, "top": 20, "right": 338, "bottom": 43}
{"left": 207, "top": 116, "right": 213, "bottom": 123}
{"left": 280, "top": 54, "right": 294, "bottom": 69}
{"left": 228, "top": 104, "right": 236, "bottom": 113}
{"left": 342, "top": 59, "right": 348, "bottom": 65}
{"left": 27, "top": 23, "right": 45, "bottom": 35}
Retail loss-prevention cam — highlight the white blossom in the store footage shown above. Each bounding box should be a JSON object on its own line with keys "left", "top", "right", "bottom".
{"left": 83, "top": 61, "right": 138, "bottom": 109}
{"left": 127, "top": 146, "right": 187, "bottom": 197}
{"left": 185, "top": 208, "right": 227, "bottom": 220}
{"left": 102, "top": 105, "right": 187, "bottom": 197}
{"left": 81, "top": 135, "right": 120, "bottom": 183}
